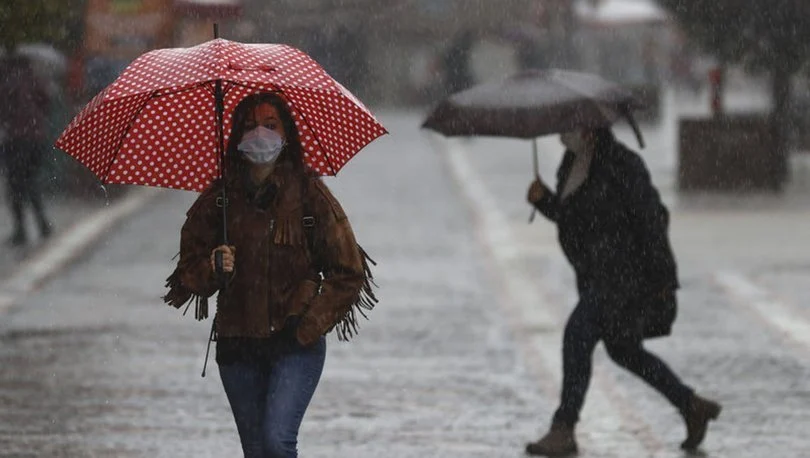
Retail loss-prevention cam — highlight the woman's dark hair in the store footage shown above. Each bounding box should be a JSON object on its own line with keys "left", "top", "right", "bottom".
{"left": 225, "top": 92, "right": 306, "bottom": 178}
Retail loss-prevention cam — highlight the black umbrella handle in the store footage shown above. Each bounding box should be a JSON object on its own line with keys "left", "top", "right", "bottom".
{"left": 215, "top": 251, "right": 225, "bottom": 277}
{"left": 529, "top": 138, "right": 539, "bottom": 224}
{"left": 213, "top": 248, "right": 232, "bottom": 289}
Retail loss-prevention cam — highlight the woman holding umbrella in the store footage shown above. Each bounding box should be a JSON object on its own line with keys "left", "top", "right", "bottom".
{"left": 164, "top": 92, "right": 376, "bottom": 458}
{"left": 55, "top": 32, "right": 386, "bottom": 457}
{"left": 524, "top": 127, "right": 721, "bottom": 455}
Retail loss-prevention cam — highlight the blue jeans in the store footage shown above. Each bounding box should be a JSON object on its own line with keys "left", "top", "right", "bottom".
{"left": 218, "top": 337, "right": 326, "bottom": 458}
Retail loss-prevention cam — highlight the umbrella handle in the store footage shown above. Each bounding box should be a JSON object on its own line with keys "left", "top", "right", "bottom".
{"left": 214, "top": 249, "right": 231, "bottom": 290}
{"left": 215, "top": 251, "right": 224, "bottom": 277}
{"left": 529, "top": 138, "right": 539, "bottom": 223}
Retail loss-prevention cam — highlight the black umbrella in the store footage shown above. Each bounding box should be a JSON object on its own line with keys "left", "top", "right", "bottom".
{"left": 422, "top": 68, "right": 646, "bottom": 221}
{"left": 423, "top": 68, "right": 645, "bottom": 146}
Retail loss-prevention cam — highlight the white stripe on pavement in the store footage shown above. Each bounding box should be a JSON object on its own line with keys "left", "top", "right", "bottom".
{"left": 442, "top": 139, "right": 557, "bottom": 329}
{"left": 714, "top": 271, "right": 810, "bottom": 349}
{"left": 436, "top": 137, "right": 659, "bottom": 455}
{"left": 0, "top": 188, "right": 162, "bottom": 316}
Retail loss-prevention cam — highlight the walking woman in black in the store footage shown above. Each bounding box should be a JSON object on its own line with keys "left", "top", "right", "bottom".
{"left": 524, "top": 127, "right": 721, "bottom": 456}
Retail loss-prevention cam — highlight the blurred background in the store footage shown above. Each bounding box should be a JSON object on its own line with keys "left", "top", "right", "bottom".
{"left": 0, "top": 0, "right": 727, "bottom": 107}
{"left": 3, "top": 0, "right": 810, "bottom": 198}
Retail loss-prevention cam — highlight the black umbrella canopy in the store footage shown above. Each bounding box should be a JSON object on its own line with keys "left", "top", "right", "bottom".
{"left": 423, "top": 69, "right": 646, "bottom": 144}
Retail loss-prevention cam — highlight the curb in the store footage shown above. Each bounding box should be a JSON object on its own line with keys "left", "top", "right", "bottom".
{"left": 0, "top": 187, "right": 163, "bottom": 317}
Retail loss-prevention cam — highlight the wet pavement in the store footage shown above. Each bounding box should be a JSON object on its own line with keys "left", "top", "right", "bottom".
{"left": 1, "top": 88, "right": 809, "bottom": 457}
{"left": 0, "top": 192, "right": 107, "bottom": 280}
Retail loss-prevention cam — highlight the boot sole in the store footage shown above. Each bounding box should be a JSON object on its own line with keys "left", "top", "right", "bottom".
{"left": 525, "top": 443, "right": 578, "bottom": 457}
{"left": 525, "top": 448, "right": 578, "bottom": 457}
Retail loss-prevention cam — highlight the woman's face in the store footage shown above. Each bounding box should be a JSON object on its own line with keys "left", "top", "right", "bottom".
{"left": 243, "top": 102, "right": 286, "bottom": 143}
{"left": 560, "top": 129, "right": 594, "bottom": 155}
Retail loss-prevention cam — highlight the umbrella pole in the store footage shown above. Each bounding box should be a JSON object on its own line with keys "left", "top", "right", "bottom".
{"left": 214, "top": 23, "right": 228, "bottom": 273}
{"left": 203, "top": 22, "right": 228, "bottom": 379}
{"left": 529, "top": 138, "right": 539, "bottom": 223}
{"left": 215, "top": 80, "right": 227, "bottom": 245}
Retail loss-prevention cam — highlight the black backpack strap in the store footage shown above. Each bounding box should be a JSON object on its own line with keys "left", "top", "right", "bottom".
{"left": 298, "top": 177, "right": 378, "bottom": 341}
{"left": 301, "top": 178, "right": 323, "bottom": 274}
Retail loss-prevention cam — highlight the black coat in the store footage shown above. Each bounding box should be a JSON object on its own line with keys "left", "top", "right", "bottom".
{"left": 0, "top": 55, "right": 49, "bottom": 141}
{"left": 533, "top": 136, "right": 679, "bottom": 337}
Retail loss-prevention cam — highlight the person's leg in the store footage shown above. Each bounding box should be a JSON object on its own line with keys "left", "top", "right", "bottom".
{"left": 23, "top": 142, "right": 52, "bottom": 238}
{"left": 552, "top": 302, "right": 603, "bottom": 426}
{"left": 603, "top": 337, "right": 693, "bottom": 410}
{"left": 261, "top": 337, "right": 326, "bottom": 458}
{"left": 604, "top": 295, "right": 721, "bottom": 451}
{"left": 7, "top": 185, "right": 26, "bottom": 244}
{"left": 27, "top": 175, "right": 52, "bottom": 238}
{"left": 218, "top": 361, "right": 271, "bottom": 458}
{"left": 5, "top": 142, "right": 27, "bottom": 245}
{"left": 527, "top": 300, "right": 602, "bottom": 456}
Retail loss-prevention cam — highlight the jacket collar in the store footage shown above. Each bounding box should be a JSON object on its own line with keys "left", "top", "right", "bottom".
{"left": 226, "top": 161, "right": 301, "bottom": 210}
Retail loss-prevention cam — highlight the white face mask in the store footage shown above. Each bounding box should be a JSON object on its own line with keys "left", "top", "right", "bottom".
{"left": 238, "top": 126, "right": 286, "bottom": 165}
{"left": 560, "top": 130, "right": 591, "bottom": 156}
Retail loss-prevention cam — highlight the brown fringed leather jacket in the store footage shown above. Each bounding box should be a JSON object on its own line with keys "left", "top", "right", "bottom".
{"left": 164, "top": 162, "right": 376, "bottom": 346}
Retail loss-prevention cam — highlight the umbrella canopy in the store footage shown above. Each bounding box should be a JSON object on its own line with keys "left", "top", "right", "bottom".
{"left": 56, "top": 38, "right": 387, "bottom": 192}
{"left": 422, "top": 68, "right": 645, "bottom": 145}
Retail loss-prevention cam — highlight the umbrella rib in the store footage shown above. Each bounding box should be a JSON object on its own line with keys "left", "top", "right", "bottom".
{"left": 102, "top": 90, "right": 160, "bottom": 183}
{"left": 152, "top": 81, "right": 213, "bottom": 98}
{"left": 102, "top": 81, "right": 211, "bottom": 103}
{"left": 101, "top": 82, "right": 216, "bottom": 184}
{"left": 222, "top": 80, "right": 240, "bottom": 96}
{"left": 228, "top": 81, "right": 348, "bottom": 99}
{"left": 228, "top": 81, "right": 281, "bottom": 95}
{"left": 298, "top": 108, "right": 338, "bottom": 175}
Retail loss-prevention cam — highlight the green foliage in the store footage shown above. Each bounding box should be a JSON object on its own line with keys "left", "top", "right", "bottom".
{"left": 658, "top": 0, "right": 810, "bottom": 73}
{"left": 0, "top": 0, "right": 86, "bottom": 53}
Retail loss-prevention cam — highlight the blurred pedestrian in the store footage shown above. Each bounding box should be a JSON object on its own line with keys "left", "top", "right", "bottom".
{"left": 164, "top": 92, "right": 375, "bottom": 458}
{"left": 524, "top": 128, "right": 721, "bottom": 455}
{"left": 0, "top": 50, "right": 53, "bottom": 246}
{"left": 441, "top": 29, "right": 476, "bottom": 95}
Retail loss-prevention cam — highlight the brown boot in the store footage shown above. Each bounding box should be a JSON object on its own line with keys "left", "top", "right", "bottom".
{"left": 680, "top": 393, "right": 722, "bottom": 451}
{"left": 525, "top": 422, "right": 578, "bottom": 456}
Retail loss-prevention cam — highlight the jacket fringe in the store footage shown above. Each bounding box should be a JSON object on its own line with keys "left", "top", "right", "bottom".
{"left": 335, "top": 245, "right": 378, "bottom": 341}
{"left": 163, "top": 268, "right": 209, "bottom": 321}
{"left": 274, "top": 216, "right": 306, "bottom": 246}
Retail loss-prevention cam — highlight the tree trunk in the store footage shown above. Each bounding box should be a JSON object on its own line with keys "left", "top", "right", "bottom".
{"left": 771, "top": 67, "right": 791, "bottom": 190}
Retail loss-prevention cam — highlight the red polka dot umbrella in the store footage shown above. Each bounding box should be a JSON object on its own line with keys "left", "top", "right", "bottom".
{"left": 55, "top": 38, "right": 388, "bottom": 193}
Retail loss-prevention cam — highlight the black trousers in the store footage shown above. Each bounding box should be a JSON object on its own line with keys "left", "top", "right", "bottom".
{"left": 1, "top": 139, "right": 50, "bottom": 237}
{"left": 552, "top": 292, "right": 693, "bottom": 426}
